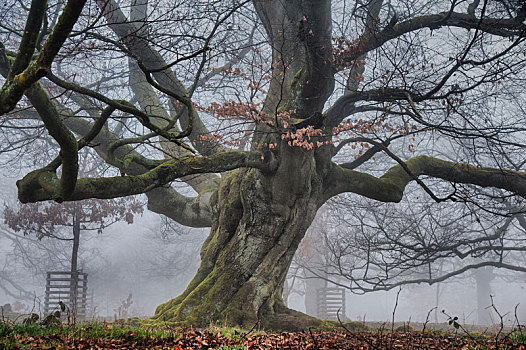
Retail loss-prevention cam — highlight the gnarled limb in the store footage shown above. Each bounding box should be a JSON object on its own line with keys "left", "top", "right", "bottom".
{"left": 13, "top": 74, "right": 214, "bottom": 227}
{"left": 324, "top": 155, "right": 526, "bottom": 202}
{"left": 0, "top": 0, "right": 87, "bottom": 114}
{"left": 65, "top": 116, "right": 214, "bottom": 227}
{"left": 6, "top": 0, "right": 46, "bottom": 81}
{"left": 17, "top": 150, "right": 275, "bottom": 203}
{"left": 147, "top": 187, "right": 212, "bottom": 228}
{"left": 24, "top": 83, "right": 79, "bottom": 201}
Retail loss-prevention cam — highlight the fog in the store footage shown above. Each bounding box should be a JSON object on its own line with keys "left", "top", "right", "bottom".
{"left": 1, "top": 172, "right": 525, "bottom": 326}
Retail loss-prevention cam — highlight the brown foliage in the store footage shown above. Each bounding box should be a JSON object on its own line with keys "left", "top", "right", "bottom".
{"left": 4, "top": 197, "right": 144, "bottom": 238}
{"left": 6, "top": 327, "right": 526, "bottom": 349}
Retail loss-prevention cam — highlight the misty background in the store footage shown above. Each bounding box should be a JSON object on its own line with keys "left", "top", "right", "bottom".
{"left": 1, "top": 173, "right": 524, "bottom": 326}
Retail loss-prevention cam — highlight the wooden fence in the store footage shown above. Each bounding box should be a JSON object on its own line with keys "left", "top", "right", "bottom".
{"left": 317, "top": 287, "right": 346, "bottom": 321}
{"left": 44, "top": 271, "right": 88, "bottom": 320}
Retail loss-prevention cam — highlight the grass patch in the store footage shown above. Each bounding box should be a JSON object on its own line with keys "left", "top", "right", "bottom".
{"left": 0, "top": 320, "right": 180, "bottom": 349}
{"left": 510, "top": 330, "right": 526, "bottom": 345}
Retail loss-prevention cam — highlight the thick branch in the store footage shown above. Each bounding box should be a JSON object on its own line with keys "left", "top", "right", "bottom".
{"left": 146, "top": 187, "right": 212, "bottom": 227}
{"left": 324, "top": 8, "right": 526, "bottom": 126}
{"left": 344, "top": 10, "right": 525, "bottom": 65}
{"left": 324, "top": 155, "right": 526, "bottom": 202}
{"left": 65, "top": 115, "right": 214, "bottom": 227}
{"left": 7, "top": 0, "right": 46, "bottom": 80}
{"left": 25, "top": 84, "right": 79, "bottom": 201}
{"left": 0, "top": 0, "right": 87, "bottom": 114}
{"left": 17, "top": 78, "right": 213, "bottom": 227}
{"left": 17, "top": 151, "right": 276, "bottom": 203}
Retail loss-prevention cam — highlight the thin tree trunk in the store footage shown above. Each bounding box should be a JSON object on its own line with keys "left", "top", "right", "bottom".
{"left": 474, "top": 267, "right": 493, "bottom": 325}
{"left": 70, "top": 203, "right": 81, "bottom": 319}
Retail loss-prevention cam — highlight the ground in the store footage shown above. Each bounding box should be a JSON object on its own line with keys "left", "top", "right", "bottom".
{"left": 1, "top": 317, "right": 525, "bottom": 349}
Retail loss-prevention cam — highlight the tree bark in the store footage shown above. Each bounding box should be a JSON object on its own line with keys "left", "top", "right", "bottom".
{"left": 152, "top": 0, "right": 336, "bottom": 329}
{"left": 153, "top": 144, "right": 328, "bottom": 329}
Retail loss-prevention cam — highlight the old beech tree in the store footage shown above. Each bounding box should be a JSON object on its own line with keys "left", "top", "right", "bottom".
{"left": 1, "top": 0, "right": 526, "bottom": 328}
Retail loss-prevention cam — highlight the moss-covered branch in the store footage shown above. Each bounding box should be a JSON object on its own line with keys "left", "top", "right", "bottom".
{"left": 324, "top": 155, "right": 526, "bottom": 202}
{"left": 25, "top": 84, "right": 79, "bottom": 201}
{"left": 0, "top": 0, "right": 87, "bottom": 114}
{"left": 1, "top": 53, "right": 81, "bottom": 201}
{"left": 17, "top": 151, "right": 277, "bottom": 203}
{"left": 18, "top": 79, "right": 213, "bottom": 227}
{"left": 7, "top": 0, "right": 47, "bottom": 80}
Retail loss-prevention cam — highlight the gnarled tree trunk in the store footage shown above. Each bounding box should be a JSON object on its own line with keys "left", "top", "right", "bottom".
{"left": 151, "top": 0, "right": 335, "bottom": 329}
{"left": 153, "top": 144, "right": 331, "bottom": 329}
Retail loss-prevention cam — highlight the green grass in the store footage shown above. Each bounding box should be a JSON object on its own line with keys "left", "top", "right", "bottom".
{"left": 0, "top": 320, "right": 179, "bottom": 349}
{"left": 510, "top": 330, "right": 526, "bottom": 345}
{"left": 207, "top": 325, "right": 265, "bottom": 340}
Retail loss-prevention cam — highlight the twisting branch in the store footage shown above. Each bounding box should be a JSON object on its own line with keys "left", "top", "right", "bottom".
{"left": 17, "top": 150, "right": 278, "bottom": 203}
{"left": 324, "top": 155, "right": 526, "bottom": 203}
{"left": 0, "top": 0, "right": 87, "bottom": 114}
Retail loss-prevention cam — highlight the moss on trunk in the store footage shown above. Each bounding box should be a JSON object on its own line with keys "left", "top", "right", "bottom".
{"left": 152, "top": 146, "right": 328, "bottom": 330}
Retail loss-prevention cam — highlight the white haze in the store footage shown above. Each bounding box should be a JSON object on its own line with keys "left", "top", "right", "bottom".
{"left": 0, "top": 176, "right": 525, "bottom": 325}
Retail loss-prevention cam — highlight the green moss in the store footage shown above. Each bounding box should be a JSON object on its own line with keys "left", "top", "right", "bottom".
{"left": 262, "top": 310, "right": 322, "bottom": 331}
{"left": 312, "top": 320, "right": 369, "bottom": 332}
{"left": 290, "top": 68, "right": 303, "bottom": 90}
{"left": 217, "top": 171, "right": 243, "bottom": 232}
{"left": 153, "top": 257, "right": 249, "bottom": 328}
{"left": 395, "top": 324, "right": 414, "bottom": 333}
{"left": 344, "top": 321, "right": 370, "bottom": 332}
{"left": 220, "top": 283, "right": 258, "bottom": 328}
{"left": 467, "top": 331, "right": 488, "bottom": 341}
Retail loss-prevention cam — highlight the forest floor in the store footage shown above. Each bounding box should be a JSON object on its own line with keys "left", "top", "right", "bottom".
{"left": 1, "top": 316, "right": 525, "bottom": 349}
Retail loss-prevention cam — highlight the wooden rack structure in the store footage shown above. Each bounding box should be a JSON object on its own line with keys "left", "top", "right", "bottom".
{"left": 44, "top": 271, "right": 88, "bottom": 320}
{"left": 316, "top": 287, "right": 346, "bottom": 321}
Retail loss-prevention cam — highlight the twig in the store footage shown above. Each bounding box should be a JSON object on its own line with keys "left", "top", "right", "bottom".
{"left": 308, "top": 327, "right": 320, "bottom": 350}
{"left": 422, "top": 307, "right": 436, "bottom": 334}
{"left": 392, "top": 286, "right": 402, "bottom": 334}
{"left": 241, "top": 318, "right": 260, "bottom": 341}
{"left": 514, "top": 304, "right": 523, "bottom": 334}
{"left": 487, "top": 295, "right": 507, "bottom": 346}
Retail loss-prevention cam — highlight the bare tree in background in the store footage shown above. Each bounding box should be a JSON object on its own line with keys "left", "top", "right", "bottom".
{"left": 1, "top": 0, "right": 526, "bottom": 329}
